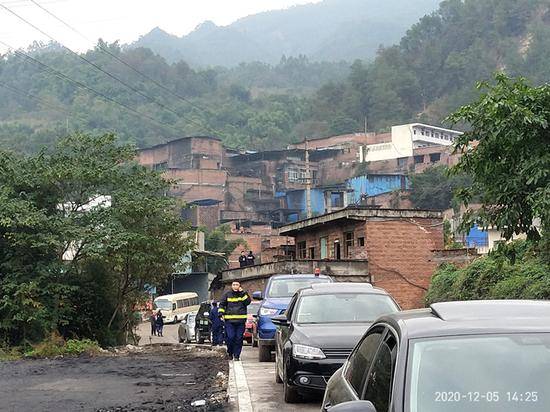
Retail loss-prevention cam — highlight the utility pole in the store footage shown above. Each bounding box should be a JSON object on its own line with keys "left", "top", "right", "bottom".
{"left": 305, "top": 138, "right": 312, "bottom": 219}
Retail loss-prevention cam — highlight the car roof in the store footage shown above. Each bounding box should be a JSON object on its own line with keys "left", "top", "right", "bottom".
{"left": 298, "top": 282, "right": 390, "bottom": 296}
{"left": 377, "top": 300, "right": 550, "bottom": 339}
{"left": 269, "top": 273, "right": 332, "bottom": 280}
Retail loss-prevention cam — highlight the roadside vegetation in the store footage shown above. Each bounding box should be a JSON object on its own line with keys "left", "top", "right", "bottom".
{"left": 0, "top": 133, "right": 194, "bottom": 349}
{"left": 427, "top": 74, "right": 549, "bottom": 303}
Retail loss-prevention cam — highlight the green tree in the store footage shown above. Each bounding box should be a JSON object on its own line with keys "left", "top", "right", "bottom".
{"left": 448, "top": 74, "right": 550, "bottom": 240}
{"left": 0, "top": 133, "right": 194, "bottom": 346}
{"left": 408, "top": 166, "right": 471, "bottom": 211}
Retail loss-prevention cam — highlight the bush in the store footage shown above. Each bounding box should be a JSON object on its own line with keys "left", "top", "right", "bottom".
{"left": 24, "top": 333, "right": 101, "bottom": 359}
{"left": 426, "top": 240, "right": 550, "bottom": 305}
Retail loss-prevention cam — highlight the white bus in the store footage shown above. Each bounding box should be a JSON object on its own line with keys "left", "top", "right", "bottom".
{"left": 153, "top": 292, "right": 200, "bottom": 323}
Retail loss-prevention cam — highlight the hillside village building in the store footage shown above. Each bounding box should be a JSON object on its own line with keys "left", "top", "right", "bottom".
{"left": 137, "top": 123, "right": 464, "bottom": 267}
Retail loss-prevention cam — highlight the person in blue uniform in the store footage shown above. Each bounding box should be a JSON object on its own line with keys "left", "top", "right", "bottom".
{"left": 209, "top": 301, "right": 224, "bottom": 346}
{"left": 219, "top": 281, "right": 251, "bottom": 361}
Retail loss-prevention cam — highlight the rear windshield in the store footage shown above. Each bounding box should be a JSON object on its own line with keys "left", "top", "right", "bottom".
{"left": 267, "top": 277, "right": 331, "bottom": 298}
{"left": 295, "top": 293, "right": 398, "bottom": 324}
{"left": 407, "top": 333, "right": 550, "bottom": 411}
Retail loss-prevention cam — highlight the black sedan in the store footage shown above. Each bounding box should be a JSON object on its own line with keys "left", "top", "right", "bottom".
{"left": 271, "top": 283, "right": 399, "bottom": 403}
{"left": 323, "top": 300, "right": 550, "bottom": 412}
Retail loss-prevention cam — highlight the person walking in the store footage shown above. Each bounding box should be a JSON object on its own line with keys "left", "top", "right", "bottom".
{"left": 209, "top": 302, "right": 224, "bottom": 346}
{"left": 155, "top": 310, "right": 164, "bottom": 337}
{"left": 246, "top": 251, "right": 255, "bottom": 266}
{"left": 219, "top": 281, "right": 251, "bottom": 361}
{"left": 239, "top": 251, "right": 248, "bottom": 268}
{"left": 149, "top": 311, "right": 157, "bottom": 336}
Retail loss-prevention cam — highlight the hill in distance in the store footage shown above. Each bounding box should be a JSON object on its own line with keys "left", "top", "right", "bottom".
{"left": 133, "top": 0, "right": 442, "bottom": 66}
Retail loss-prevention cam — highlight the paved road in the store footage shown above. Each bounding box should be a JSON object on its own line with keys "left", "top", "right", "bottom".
{"left": 137, "top": 322, "right": 321, "bottom": 411}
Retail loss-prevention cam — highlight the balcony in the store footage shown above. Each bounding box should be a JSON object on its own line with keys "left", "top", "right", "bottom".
{"left": 221, "top": 259, "right": 369, "bottom": 284}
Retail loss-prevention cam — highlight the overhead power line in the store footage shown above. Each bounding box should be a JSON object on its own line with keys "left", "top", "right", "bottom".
{"left": 0, "top": 79, "right": 88, "bottom": 123}
{"left": 28, "top": 0, "right": 220, "bottom": 120}
{"left": 0, "top": 39, "right": 184, "bottom": 136}
{"left": 0, "top": 1, "right": 216, "bottom": 135}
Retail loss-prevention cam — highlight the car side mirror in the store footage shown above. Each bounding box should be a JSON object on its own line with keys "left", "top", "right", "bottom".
{"left": 271, "top": 314, "right": 289, "bottom": 326}
{"left": 182, "top": 320, "right": 187, "bottom": 324}
{"left": 328, "top": 401, "right": 377, "bottom": 412}
{"left": 252, "top": 314, "right": 258, "bottom": 319}
{"left": 252, "top": 291, "right": 263, "bottom": 300}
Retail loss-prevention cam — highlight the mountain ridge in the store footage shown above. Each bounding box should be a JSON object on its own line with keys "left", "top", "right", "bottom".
{"left": 132, "top": 0, "right": 441, "bottom": 66}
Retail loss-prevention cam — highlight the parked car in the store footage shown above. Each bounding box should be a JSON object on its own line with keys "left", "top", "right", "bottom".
{"left": 254, "top": 273, "right": 333, "bottom": 362}
{"left": 177, "top": 311, "right": 197, "bottom": 343}
{"left": 272, "top": 283, "right": 399, "bottom": 403}
{"left": 194, "top": 301, "right": 212, "bottom": 344}
{"left": 323, "top": 300, "right": 550, "bottom": 412}
{"left": 244, "top": 301, "right": 261, "bottom": 345}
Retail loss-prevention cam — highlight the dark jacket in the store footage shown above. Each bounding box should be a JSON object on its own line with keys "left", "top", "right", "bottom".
{"left": 246, "top": 253, "right": 255, "bottom": 266}
{"left": 239, "top": 255, "right": 248, "bottom": 267}
{"left": 219, "top": 289, "right": 251, "bottom": 323}
{"left": 155, "top": 313, "right": 164, "bottom": 326}
{"left": 209, "top": 307, "right": 223, "bottom": 329}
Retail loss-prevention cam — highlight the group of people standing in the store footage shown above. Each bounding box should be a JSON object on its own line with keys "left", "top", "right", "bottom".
{"left": 238, "top": 250, "right": 255, "bottom": 267}
{"left": 149, "top": 310, "right": 164, "bottom": 337}
{"left": 204, "top": 281, "right": 252, "bottom": 361}
{"left": 147, "top": 280, "right": 251, "bottom": 362}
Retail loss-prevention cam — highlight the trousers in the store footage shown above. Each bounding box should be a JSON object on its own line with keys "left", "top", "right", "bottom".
{"left": 212, "top": 326, "right": 224, "bottom": 345}
{"left": 225, "top": 321, "right": 245, "bottom": 358}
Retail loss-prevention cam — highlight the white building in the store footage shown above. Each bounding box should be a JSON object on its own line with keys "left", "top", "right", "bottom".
{"left": 359, "top": 123, "right": 463, "bottom": 163}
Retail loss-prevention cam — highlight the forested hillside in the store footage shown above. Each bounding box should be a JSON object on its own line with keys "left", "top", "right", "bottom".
{"left": 133, "top": 0, "right": 441, "bottom": 66}
{"left": 1, "top": 0, "right": 549, "bottom": 153}
{"left": 318, "top": 0, "right": 550, "bottom": 131}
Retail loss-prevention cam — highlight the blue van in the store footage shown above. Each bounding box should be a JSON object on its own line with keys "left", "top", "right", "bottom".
{"left": 253, "top": 273, "right": 333, "bottom": 362}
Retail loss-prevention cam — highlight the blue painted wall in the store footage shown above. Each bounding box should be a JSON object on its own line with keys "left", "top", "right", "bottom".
{"left": 347, "top": 175, "right": 407, "bottom": 204}
{"left": 465, "top": 224, "right": 489, "bottom": 247}
{"left": 283, "top": 174, "right": 408, "bottom": 219}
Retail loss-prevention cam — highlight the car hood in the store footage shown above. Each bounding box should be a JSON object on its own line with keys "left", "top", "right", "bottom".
{"left": 262, "top": 297, "right": 292, "bottom": 310}
{"left": 292, "top": 323, "right": 371, "bottom": 349}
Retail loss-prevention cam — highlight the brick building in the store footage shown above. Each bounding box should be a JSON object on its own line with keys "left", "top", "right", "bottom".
{"left": 278, "top": 207, "right": 444, "bottom": 309}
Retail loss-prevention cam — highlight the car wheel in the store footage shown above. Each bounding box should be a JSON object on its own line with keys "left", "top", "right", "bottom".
{"left": 178, "top": 333, "right": 183, "bottom": 343}
{"left": 258, "top": 341, "right": 271, "bottom": 362}
{"left": 283, "top": 365, "right": 301, "bottom": 403}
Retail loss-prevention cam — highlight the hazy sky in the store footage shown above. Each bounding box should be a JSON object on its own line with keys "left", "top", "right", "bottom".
{"left": 0, "top": 0, "right": 320, "bottom": 52}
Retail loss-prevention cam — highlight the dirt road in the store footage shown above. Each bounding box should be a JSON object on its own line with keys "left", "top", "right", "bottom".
{"left": 0, "top": 344, "right": 227, "bottom": 412}
{"left": 139, "top": 322, "right": 321, "bottom": 411}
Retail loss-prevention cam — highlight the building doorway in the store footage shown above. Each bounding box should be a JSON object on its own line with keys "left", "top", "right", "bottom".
{"left": 334, "top": 240, "right": 341, "bottom": 260}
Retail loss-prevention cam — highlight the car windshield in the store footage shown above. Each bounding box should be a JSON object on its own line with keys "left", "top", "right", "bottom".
{"left": 153, "top": 299, "right": 172, "bottom": 310}
{"left": 295, "top": 293, "right": 398, "bottom": 324}
{"left": 408, "top": 334, "right": 550, "bottom": 411}
{"left": 267, "top": 277, "right": 331, "bottom": 298}
{"left": 247, "top": 302, "right": 260, "bottom": 314}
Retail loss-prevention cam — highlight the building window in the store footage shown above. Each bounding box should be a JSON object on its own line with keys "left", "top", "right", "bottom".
{"left": 297, "top": 241, "right": 307, "bottom": 259}
{"left": 331, "top": 192, "right": 345, "bottom": 208}
{"left": 344, "top": 232, "right": 354, "bottom": 258}
{"left": 414, "top": 155, "right": 424, "bottom": 164}
{"left": 308, "top": 247, "right": 315, "bottom": 259}
{"left": 320, "top": 237, "right": 328, "bottom": 259}
{"left": 358, "top": 237, "right": 365, "bottom": 247}
{"left": 288, "top": 169, "right": 299, "bottom": 182}
{"left": 153, "top": 162, "right": 168, "bottom": 171}
{"left": 397, "top": 157, "right": 408, "bottom": 168}
{"left": 430, "top": 153, "right": 441, "bottom": 163}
